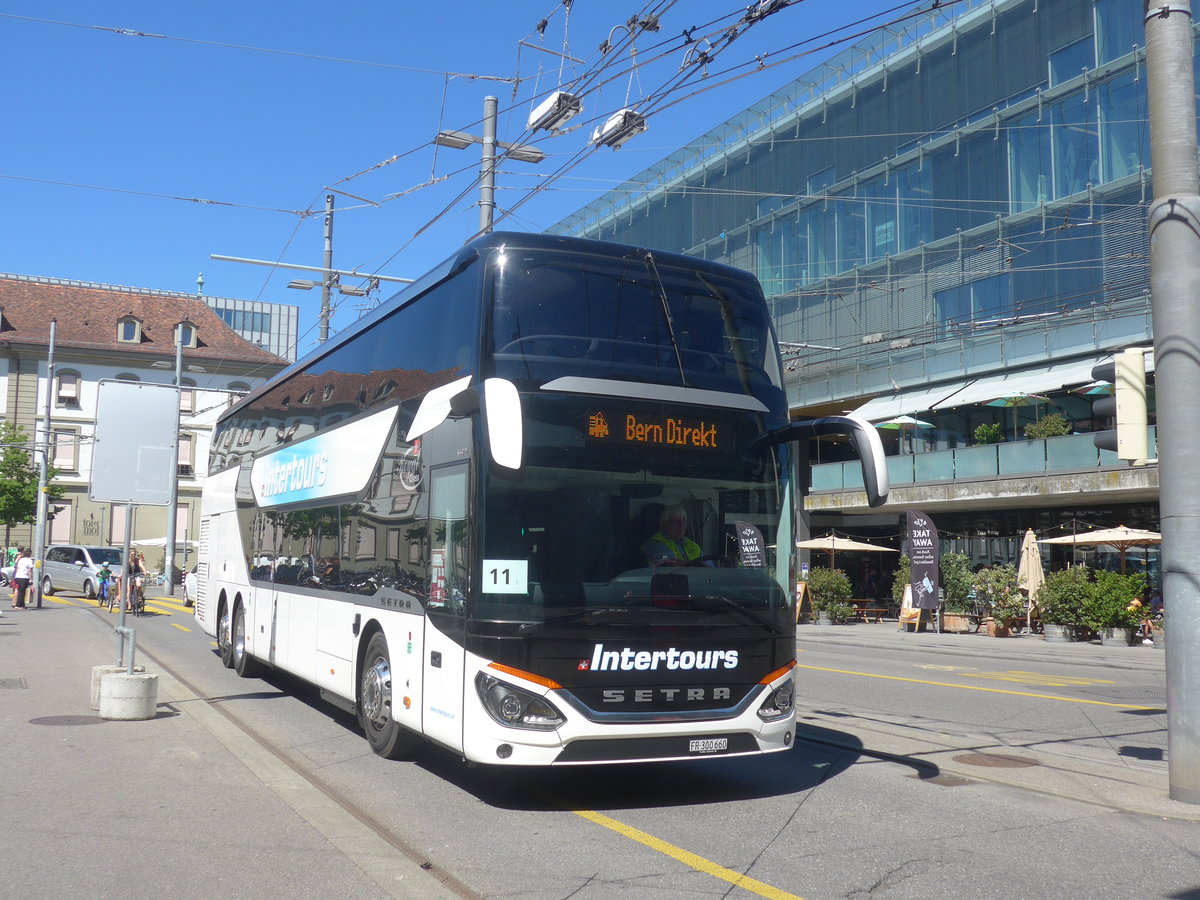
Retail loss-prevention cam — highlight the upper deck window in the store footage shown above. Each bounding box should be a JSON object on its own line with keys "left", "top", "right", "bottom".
{"left": 489, "top": 249, "right": 782, "bottom": 406}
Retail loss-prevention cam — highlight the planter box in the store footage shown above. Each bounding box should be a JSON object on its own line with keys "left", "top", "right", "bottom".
{"left": 1100, "top": 627, "right": 1135, "bottom": 646}
{"left": 985, "top": 617, "right": 1011, "bottom": 638}
{"left": 942, "top": 613, "right": 974, "bottom": 634}
{"left": 1043, "top": 623, "right": 1075, "bottom": 643}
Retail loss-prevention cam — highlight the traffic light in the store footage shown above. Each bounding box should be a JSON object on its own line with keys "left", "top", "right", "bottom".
{"left": 1092, "top": 348, "right": 1148, "bottom": 463}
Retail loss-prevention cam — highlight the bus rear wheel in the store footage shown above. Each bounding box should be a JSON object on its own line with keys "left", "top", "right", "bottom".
{"left": 231, "top": 603, "right": 262, "bottom": 678}
{"left": 217, "top": 602, "right": 234, "bottom": 668}
{"left": 358, "top": 633, "right": 415, "bottom": 760}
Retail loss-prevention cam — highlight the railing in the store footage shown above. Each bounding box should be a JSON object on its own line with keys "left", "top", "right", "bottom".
{"left": 811, "top": 427, "right": 1157, "bottom": 493}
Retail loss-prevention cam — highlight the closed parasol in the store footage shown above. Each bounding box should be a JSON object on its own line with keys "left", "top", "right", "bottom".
{"left": 1016, "top": 528, "right": 1045, "bottom": 629}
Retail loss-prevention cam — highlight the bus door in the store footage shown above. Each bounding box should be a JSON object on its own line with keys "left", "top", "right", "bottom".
{"left": 422, "top": 463, "right": 470, "bottom": 749}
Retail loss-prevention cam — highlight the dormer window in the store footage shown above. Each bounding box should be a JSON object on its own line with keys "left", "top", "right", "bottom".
{"left": 117, "top": 316, "right": 143, "bottom": 343}
{"left": 175, "top": 322, "right": 198, "bottom": 349}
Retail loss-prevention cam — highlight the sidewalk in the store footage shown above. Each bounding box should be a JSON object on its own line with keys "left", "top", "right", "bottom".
{"left": 796, "top": 619, "right": 1167, "bottom": 671}
{"left": 794, "top": 620, "right": 1200, "bottom": 821}
{"left": 0, "top": 604, "right": 454, "bottom": 899}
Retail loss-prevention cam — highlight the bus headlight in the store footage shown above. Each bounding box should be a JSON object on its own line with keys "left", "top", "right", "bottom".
{"left": 475, "top": 673, "right": 566, "bottom": 731}
{"left": 756, "top": 677, "right": 794, "bottom": 721}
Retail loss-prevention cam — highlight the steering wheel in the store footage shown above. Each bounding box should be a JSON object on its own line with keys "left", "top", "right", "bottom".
{"left": 689, "top": 555, "right": 736, "bottom": 568}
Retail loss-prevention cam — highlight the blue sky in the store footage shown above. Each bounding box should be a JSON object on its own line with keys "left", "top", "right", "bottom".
{"left": 4, "top": 1, "right": 904, "bottom": 356}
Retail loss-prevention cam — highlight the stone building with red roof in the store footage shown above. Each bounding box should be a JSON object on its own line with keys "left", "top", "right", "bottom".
{"left": 0, "top": 272, "right": 289, "bottom": 567}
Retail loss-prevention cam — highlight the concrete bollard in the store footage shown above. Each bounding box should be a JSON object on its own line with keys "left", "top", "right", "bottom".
{"left": 99, "top": 672, "right": 159, "bottom": 721}
{"left": 91, "top": 664, "right": 145, "bottom": 710}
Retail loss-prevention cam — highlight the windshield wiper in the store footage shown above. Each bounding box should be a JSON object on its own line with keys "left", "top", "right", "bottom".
{"left": 518, "top": 603, "right": 688, "bottom": 634}
{"left": 696, "top": 594, "right": 789, "bottom": 635}
{"left": 643, "top": 251, "right": 689, "bottom": 386}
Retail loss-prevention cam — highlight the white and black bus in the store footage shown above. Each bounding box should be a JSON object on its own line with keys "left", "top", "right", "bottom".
{"left": 195, "top": 232, "right": 887, "bottom": 766}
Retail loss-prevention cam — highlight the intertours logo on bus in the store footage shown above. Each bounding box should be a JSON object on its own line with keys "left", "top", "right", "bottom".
{"left": 579, "top": 643, "right": 739, "bottom": 672}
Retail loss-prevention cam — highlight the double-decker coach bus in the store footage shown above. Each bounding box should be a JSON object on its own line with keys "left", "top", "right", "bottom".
{"left": 195, "top": 232, "right": 887, "bottom": 766}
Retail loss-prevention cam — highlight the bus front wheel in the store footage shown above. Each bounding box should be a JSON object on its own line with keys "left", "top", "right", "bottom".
{"left": 359, "top": 633, "right": 415, "bottom": 760}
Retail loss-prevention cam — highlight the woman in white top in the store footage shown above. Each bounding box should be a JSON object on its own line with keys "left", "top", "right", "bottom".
{"left": 12, "top": 548, "right": 34, "bottom": 609}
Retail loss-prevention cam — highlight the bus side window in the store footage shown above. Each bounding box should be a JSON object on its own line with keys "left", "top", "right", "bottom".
{"left": 429, "top": 465, "right": 470, "bottom": 616}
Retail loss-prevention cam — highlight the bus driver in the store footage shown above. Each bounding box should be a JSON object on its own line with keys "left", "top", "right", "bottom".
{"left": 642, "top": 505, "right": 710, "bottom": 567}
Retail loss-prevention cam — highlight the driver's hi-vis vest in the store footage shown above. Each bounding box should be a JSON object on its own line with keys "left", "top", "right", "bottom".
{"left": 643, "top": 532, "right": 702, "bottom": 564}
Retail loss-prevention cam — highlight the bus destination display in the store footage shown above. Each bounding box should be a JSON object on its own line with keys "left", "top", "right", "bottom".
{"left": 586, "top": 410, "right": 721, "bottom": 450}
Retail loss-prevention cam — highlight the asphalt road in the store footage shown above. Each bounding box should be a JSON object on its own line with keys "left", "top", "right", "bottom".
{"left": 6, "top": 595, "right": 1198, "bottom": 900}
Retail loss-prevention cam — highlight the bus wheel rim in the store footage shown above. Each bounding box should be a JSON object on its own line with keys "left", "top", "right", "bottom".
{"left": 363, "top": 657, "right": 390, "bottom": 724}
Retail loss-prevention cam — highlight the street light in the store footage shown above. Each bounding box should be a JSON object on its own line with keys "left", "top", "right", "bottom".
{"left": 434, "top": 96, "right": 546, "bottom": 232}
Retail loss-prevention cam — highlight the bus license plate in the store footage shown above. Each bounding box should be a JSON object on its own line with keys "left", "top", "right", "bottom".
{"left": 688, "top": 738, "right": 728, "bottom": 754}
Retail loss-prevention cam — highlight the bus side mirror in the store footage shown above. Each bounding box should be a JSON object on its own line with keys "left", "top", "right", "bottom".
{"left": 756, "top": 414, "right": 889, "bottom": 508}
{"left": 483, "top": 378, "right": 522, "bottom": 470}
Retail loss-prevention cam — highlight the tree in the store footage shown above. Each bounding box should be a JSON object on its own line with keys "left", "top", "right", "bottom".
{"left": 0, "top": 422, "right": 64, "bottom": 549}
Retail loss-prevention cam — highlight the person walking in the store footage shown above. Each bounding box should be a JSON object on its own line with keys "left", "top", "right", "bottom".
{"left": 11, "top": 548, "right": 33, "bottom": 609}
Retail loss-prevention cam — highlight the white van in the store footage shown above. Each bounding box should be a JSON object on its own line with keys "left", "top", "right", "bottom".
{"left": 42, "top": 545, "right": 124, "bottom": 598}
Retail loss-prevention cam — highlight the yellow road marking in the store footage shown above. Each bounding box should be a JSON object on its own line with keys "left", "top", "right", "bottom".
{"left": 961, "top": 670, "right": 1115, "bottom": 687}
{"left": 915, "top": 664, "right": 972, "bottom": 672}
{"left": 170, "top": 622, "right": 191, "bottom": 632}
{"left": 46, "top": 597, "right": 80, "bottom": 606}
{"left": 797, "top": 664, "right": 1159, "bottom": 710}
{"left": 572, "top": 808, "right": 805, "bottom": 900}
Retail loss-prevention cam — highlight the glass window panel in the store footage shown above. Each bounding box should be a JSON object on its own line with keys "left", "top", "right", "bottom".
{"left": 835, "top": 191, "right": 866, "bottom": 272}
{"left": 1098, "top": 71, "right": 1147, "bottom": 183}
{"left": 896, "top": 161, "right": 932, "bottom": 252}
{"left": 1008, "top": 111, "right": 1050, "bottom": 213}
{"left": 1049, "top": 36, "right": 1094, "bottom": 87}
{"left": 1051, "top": 91, "right": 1098, "bottom": 199}
{"left": 862, "top": 174, "right": 897, "bottom": 263}
{"left": 755, "top": 225, "right": 783, "bottom": 297}
{"left": 1095, "top": 0, "right": 1141, "bottom": 65}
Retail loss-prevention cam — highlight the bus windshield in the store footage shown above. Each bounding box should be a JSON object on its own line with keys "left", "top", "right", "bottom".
{"left": 478, "top": 395, "right": 792, "bottom": 628}
{"left": 489, "top": 247, "right": 783, "bottom": 404}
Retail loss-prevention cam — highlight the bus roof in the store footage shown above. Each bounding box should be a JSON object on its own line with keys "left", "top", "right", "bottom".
{"left": 221, "top": 231, "right": 763, "bottom": 422}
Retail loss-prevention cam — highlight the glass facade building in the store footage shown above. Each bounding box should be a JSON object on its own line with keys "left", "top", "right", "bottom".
{"left": 549, "top": 0, "right": 1187, "bottom": 574}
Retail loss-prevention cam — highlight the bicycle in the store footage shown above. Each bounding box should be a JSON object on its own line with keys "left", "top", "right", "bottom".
{"left": 127, "top": 574, "right": 146, "bottom": 616}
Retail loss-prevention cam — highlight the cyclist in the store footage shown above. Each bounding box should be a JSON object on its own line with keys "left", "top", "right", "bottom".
{"left": 125, "top": 550, "right": 147, "bottom": 613}
{"left": 97, "top": 561, "right": 114, "bottom": 608}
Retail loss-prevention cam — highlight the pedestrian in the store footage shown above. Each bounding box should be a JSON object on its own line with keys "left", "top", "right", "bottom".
{"left": 11, "top": 548, "right": 33, "bottom": 609}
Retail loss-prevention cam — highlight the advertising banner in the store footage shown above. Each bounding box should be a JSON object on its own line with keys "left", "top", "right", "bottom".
{"left": 906, "top": 509, "right": 940, "bottom": 609}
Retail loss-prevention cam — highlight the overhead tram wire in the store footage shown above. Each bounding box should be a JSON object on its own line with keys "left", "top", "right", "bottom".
{"left": 1, "top": 13, "right": 519, "bottom": 81}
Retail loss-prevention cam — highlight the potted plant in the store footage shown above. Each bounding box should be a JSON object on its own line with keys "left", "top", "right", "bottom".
{"left": 971, "top": 564, "right": 1023, "bottom": 636}
{"left": 973, "top": 422, "right": 1004, "bottom": 445}
{"left": 939, "top": 552, "right": 975, "bottom": 633}
{"left": 1082, "top": 570, "right": 1147, "bottom": 645}
{"left": 807, "top": 567, "right": 854, "bottom": 625}
{"left": 1035, "top": 566, "right": 1092, "bottom": 642}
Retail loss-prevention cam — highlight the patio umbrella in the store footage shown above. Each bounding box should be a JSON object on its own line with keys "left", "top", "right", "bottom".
{"left": 1037, "top": 525, "right": 1161, "bottom": 574}
{"left": 875, "top": 415, "right": 935, "bottom": 453}
{"left": 984, "top": 392, "right": 1048, "bottom": 440}
{"left": 1016, "top": 528, "right": 1045, "bottom": 630}
{"left": 795, "top": 534, "right": 898, "bottom": 567}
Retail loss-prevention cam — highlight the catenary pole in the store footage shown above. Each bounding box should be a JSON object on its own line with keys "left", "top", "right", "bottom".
{"left": 32, "top": 320, "right": 56, "bottom": 609}
{"left": 1145, "top": 0, "right": 1200, "bottom": 803}
{"left": 161, "top": 336, "right": 183, "bottom": 597}
{"left": 319, "top": 193, "right": 334, "bottom": 343}
{"left": 480, "top": 96, "right": 498, "bottom": 232}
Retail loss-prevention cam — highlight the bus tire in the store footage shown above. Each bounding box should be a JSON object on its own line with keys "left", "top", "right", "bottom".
{"left": 232, "top": 603, "right": 262, "bottom": 678}
{"left": 217, "top": 601, "right": 235, "bottom": 668}
{"left": 358, "top": 633, "right": 415, "bottom": 760}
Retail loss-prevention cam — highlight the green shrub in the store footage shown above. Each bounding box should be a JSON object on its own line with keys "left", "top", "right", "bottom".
{"left": 973, "top": 423, "right": 1004, "bottom": 445}
{"left": 892, "top": 555, "right": 911, "bottom": 607}
{"left": 972, "top": 564, "right": 1025, "bottom": 622}
{"left": 940, "top": 552, "right": 974, "bottom": 613}
{"left": 1082, "top": 570, "right": 1147, "bottom": 631}
{"left": 807, "top": 567, "right": 853, "bottom": 622}
{"left": 1035, "top": 567, "right": 1092, "bottom": 626}
{"left": 1024, "top": 413, "right": 1071, "bottom": 439}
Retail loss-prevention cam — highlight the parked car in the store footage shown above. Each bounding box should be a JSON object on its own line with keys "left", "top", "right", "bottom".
{"left": 42, "top": 545, "right": 124, "bottom": 598}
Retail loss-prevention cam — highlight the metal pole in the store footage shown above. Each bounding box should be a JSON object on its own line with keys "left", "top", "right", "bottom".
{"left": 32, "top": 320, "right": 56, "bottom": 609}
{"left": 1145, "top": 0, "right": 1200, "bottom": 804}
{"left": 161, "top": 337, "right": 182, "bottom": 597}
{"left": 480, "top": 96, "right": 498, "bottom": 232}
{"left": 117, "top": 500, "right": 133, "bottom": 637}
{"left": 319, "top": 193, "right": 334, "bottom": 343}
